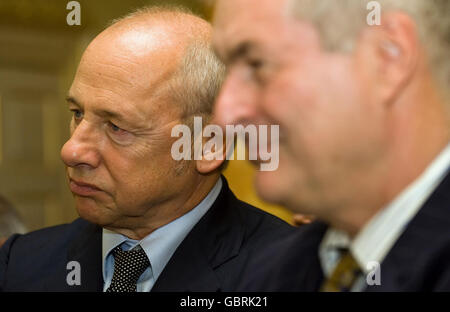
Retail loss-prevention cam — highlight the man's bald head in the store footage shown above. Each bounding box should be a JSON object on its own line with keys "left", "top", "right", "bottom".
{"left": 77, "top": 6, "right": 224, "bottom": 121}
{"left": 109, "top": 6, "right": 212, "bottom": 41}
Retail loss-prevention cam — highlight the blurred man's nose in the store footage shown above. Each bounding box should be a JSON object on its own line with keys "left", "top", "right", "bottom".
{"left": 60, "top": 121, "right": 101, "bottom": 169}
{"left": 214, "top": 73, "right": 259, "bottom": 128}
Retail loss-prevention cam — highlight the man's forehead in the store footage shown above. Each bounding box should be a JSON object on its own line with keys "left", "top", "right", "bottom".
{"left": 73, "top": 30, "right": 181, "bottom": 109}
{"left": 98, "top": 24, "right": 182, "bottom": 59}
{"left": 84, "top": 26, "right": 182, "bottom": 76}
{"left": 66, "top": 91, "right": 147, "bottom": 123}
{"left": 213, "top": 0, "right": 290, "bottom": 57}
{"left": 214, "top": 0, "right": 288, "bottom": 21}
{"left": 69, "top": 68, "right": 164, "bottom": 126}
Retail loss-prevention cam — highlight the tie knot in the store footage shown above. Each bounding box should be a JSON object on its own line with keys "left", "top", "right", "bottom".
{"left": 321, "top": 249, "right": 362, "bottom": 292}
{"left": 107, "top": 245, "right": 150, "bottom": 292}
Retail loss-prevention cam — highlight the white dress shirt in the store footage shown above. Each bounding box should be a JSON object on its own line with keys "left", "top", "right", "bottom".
{"left": 319, "top": 143, "right": 450, "bottom": 291}
{"left": 102, "top": 178, "right": 223, "bottom": 292}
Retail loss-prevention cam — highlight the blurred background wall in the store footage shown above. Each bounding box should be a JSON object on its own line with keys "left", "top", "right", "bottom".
{"left": 0, "top": 0, "right": 293, "bottom": 233}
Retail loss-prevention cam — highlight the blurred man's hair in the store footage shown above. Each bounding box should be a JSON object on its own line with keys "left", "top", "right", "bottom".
{"left": 0, "top": 195, "right": 27, "bottom": 238}
{"left": 288, "top": 0, "right": 449, "bottom": 98}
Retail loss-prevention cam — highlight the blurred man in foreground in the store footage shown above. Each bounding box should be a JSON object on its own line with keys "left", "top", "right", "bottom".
{"left": 0, "top": 6, "right": 297, "bottom": 292}
{"left": 213, "top": 0, "right": 450, "bottom": 291}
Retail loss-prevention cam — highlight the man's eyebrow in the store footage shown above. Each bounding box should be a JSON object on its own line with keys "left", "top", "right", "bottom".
{"left": 225, "top": 41, "right": 255, "bottom": 64}
{"left": 94, "top": 109, "right": 127, "bottom": 121}
{"left": 66, "top": 95, "right": 80, "bottom": 106}
{"left": 65, "top": 95, "right": 128, "bottom": 122}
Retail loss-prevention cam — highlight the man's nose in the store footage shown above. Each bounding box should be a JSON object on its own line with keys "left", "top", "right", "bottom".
{"left": 214, "top": 73, "right": 259, "bottom": 128}
{"left": 60, "top": 121, "right": 101, "bottom": 169}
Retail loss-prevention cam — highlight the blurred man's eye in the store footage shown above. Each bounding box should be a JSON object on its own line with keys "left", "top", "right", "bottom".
{"left": 248, "top": 58, "right": 263, "bottom": 70}
{"left": 246, "top": 58, "right": 268, "bottom": 85}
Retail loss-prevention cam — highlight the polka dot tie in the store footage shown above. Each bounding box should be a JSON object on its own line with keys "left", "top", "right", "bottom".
{"left": 106, "top": 244, "right": 150, "bottom": 292}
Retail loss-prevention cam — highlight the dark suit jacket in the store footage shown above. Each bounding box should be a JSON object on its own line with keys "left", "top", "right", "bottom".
{"left": 0, "top": 177, "right": 298, "bottom": 291}
{"left": 249, "top": 169, "right": 450, "bottom": 292}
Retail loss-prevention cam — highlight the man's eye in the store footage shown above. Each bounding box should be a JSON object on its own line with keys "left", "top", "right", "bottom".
{"left": 248, "top": 59, "right": 263, "bottom": 70}
{"left": 70, "top": 109, "right": 83, "bottom": 121}
{"left": 108, "top": 122, "right": 127, "bottom": 134}
{"left": 107, "top": 122, "right": 134, "bottom": 145}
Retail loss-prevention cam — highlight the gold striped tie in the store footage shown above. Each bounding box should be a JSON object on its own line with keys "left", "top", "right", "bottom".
{"left": 321, "top": 250, "right": 362, "bottom": 292}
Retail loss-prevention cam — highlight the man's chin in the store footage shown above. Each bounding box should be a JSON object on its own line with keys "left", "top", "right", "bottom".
{"left": 74, "top": 196, "right": 106, "bottom": 225}
{"left": 253, "top": 170, "right": 285, "bottom": 206}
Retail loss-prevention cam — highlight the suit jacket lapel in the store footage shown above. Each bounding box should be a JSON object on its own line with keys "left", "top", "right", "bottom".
{"left": 287, "top": 221, "right": 327, "bottom": 291}
{"left": 152, "top": 177, "right": 245, "bottom": 291}
{"left": 65, "top": 220, "right": 103, "bottom": 292}
{"left": 150, "top": 234, "right": 221, "bottom": 291}
{"left": 365, "top": 170, "right": 450, "bottom": 291}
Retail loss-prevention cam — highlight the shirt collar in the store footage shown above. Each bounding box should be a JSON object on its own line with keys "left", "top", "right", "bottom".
{"left": 102, "top": 177, "right": 223, "bottom": 283}
{"left": 320, "top": 142, "right": 450, "bottom": 276}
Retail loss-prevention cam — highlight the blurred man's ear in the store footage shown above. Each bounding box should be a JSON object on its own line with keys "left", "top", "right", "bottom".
{"left": 359, "top": 11, "right": 419, "bottom": 105}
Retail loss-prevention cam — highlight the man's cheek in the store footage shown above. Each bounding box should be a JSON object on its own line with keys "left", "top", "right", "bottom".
{"left": 69, "top": 120, "right": 76, "bottom": 134}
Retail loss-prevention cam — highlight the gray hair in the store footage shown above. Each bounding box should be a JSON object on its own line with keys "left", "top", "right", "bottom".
{"left": 0, "top": 195, "right": 27, "bottom": 238}
{"left": 288, "top": 0, "right": 449, "bottom": 96}
{"left": 168, "top": 39, "right": 226, "bottom": 174}
{"left": 170, "top": 39, "right": 226, "bottom": 123}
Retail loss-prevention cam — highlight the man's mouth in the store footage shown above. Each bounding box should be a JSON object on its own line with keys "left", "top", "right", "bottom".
{"left": 69, "top": 178, "right": 102, "bottom": 196}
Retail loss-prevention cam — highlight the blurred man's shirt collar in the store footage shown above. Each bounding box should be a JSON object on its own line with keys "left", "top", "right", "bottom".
{"left": 320, "top": 142, "right": 450, "bottom": 290}
{"left": 102, "top": 177, "right": 223, "bottom": 292}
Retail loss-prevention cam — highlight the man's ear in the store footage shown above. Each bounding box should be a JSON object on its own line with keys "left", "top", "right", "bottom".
{"left": 195, "top": 131, "right": 229, "bottom": 174}
{"left": 196, "top": 152, "right": 225, "bottom": 174}
{"left": 358, "top": 11, "right": 419, "bottom": 105}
